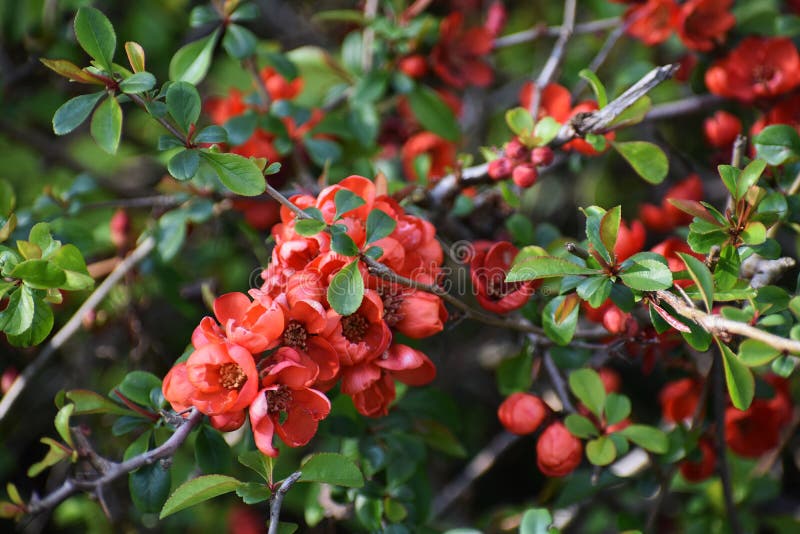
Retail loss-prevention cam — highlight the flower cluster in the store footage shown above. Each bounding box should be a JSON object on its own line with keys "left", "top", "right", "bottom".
{"left": 487, "top": 138, "right": 554, "bottom": 188}
{"left": 163, "top": 176, "right": 445, "bottom": 457}
{"left": 624, "top": 0, "right": 735, "bottom": 51}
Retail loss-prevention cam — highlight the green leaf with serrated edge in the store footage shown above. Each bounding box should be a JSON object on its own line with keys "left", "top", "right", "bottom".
{"left": 238, "top": 451, "right": 273, "bottom": 482}
{"left": 327, "top": 260, "right": 364, "bottom": 316}
{"left": 168, "top": 149, "right": 200, "bottom": 181}
{"left": 519, "top": 508, "right": 554, "bottom": 534}
{"left": 65, "top": 389, "right": 132, "bottom": 416}
{"left": 169, "top": 29, "right": 220, "bottom": 84}
{"left": 599, "top": 206, "right": 621, "bottom": 258}
{"left": 564, "top": 414, "right": 599, "bottom": 439}
{"left": 578, "top": 69, "right": 608, "bottom": 107}
{"left": 677, "top": 253, "right": 714, "bottom": 312}
{"left": 365, "top": 209, "right": 396, "bottom": 244}
{"left": 753, "top": 124, "right": 800, "bottom": 165}
{"left": 741, "top": 221, "right": 766, "bottom": 245}
{"left": 119, "top": 72, "right": 155, "bottom": 94}
{"left": 533, "top": 116, "right": 560, "bottom": 146}
{"left": 576, "top": 276, "right": 612, "bottom": 309}
{"left": 295, "top": 219, "right": 326, "bottom": 236}
{"left": 543, "top": 294, "right": 579, "bottom": 346}
{"left": 716, "top": 338, "right": 754, "bottom": 410}
{"left": 53, "top": 91, "right": 105, "bottom": 135}
{"left": 166, "top": 81, "right": 201, "bottom": 133}
{"left": 620, "top": 258, "right": 673, "bottom": 291}
{"left": 613, "top": 141, "right": 668, "bottom": 184}
{"left": 10, "top": 260, "right": 65, "bottom": 289}
{"left": 330, "top": 232, "right": 358, "bottom": 256}
{"left": 507, "top": 256, "right": 599, "bottom": 282}
{"left": 54, "top": 403, "right": 75, "bottom": 448}
{"left": 200, "top": 151, "right": 265, "bottom": 196}
{"left": 299, "top": 453, "right": 364, "bottom": 487}
{"left": 333, "top": 189, "right": 366, "bottom": 220}
{"left": 738, "top": 339, "right": 781, "bottom": 367}
{"left": 604, "top": 393, "right": 631, "bottom": 426}
{"left": 160, "top": 475, "right": 242, "bottom": 518}
{"left": 407, "top": 86, "right": 460, "bottom": 141}
{"left": 569, "top": 368, "right": 606, "bottom": 418}
{"left": 74, "top": 7, "right": 116, "bottom": 72}
{"left": 738, "top": 159, "right": 767, "bottom": 199}
{"left": 506, "top": 107, "right": 535, "bottom": 137}
{"left": 27, "top": 437, "right": 72, "bottom": 477}
{"left": 90, "top": 95, "right": 122, "bottom": 154}
{"left": 618, "top": 424, "right": 668, "bottom": 453}
{"left": 195, "top": 426, "right": 231, "bottom": 474}
{"left": 236, "top": 482, "right": 271, "bottom": 504}
{"left": 131, "top": 461, "right": 170, "bottom": 513}
{"left": 688, "top": 228, "right": 727, "bottom": 254}
{"left": 586, "top": 436, "right": 616, "bottom": 466}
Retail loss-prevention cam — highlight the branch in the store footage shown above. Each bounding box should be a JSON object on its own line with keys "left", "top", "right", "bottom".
{"left": 542, "top": 349, "right": 576, "bottom": 413}
{"left": 572, "top": 23, "right": 626, "bottom": 97}
{"left": 268, "top": 471, "right": 302, "bottom": 534}
{"left": 494, "top": 17, "right": 620, "bottom": 49}
{"left": 361, "top": 0, "right": 379, "bottom": 72}
{"left": 0, "top": 236, "right": 156, "bottom": 423}
{"left": 527, "top": 0, "right": 577, "bottom": 118}
{"left": 26, "top": 409, "right": 203, "bottom": 515}
{"left": 656, "top": 290, "right": 800, "bottom": 354}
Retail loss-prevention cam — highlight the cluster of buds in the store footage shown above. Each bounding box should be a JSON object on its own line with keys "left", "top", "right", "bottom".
{"left": 487, "top": 138, "right": 554, "bottom": 188}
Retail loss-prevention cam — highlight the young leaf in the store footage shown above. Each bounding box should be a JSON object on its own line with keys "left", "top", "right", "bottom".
{"left": 564, "top": 414, "right": 599, "bottom": 439}
{"left": 200, "top": 152, "right": 266, "bottom": 196}
{"left": 53, "top": 92, "right": 105, "bottom": 135}
{"left": 543, "top": 294, "right": 579, "bottom": 346}
{"left": 166, "top": 81, "right": 201, "bottom": 133}
{"left": 119, "top": 72, "right": 156, "bottom": 94}
{"left": 604, "top": 393, "right": 631, "bottom": 426}
{"left": 294, "top": 219, "right": 327, "bottom": 237}
{"left": 74, "top": 7, "right": 116, "bottom": 73}
{"left": 519, "top": 508, "right": 554, "bottom": 534}
{"left": 613, "top": 141, "right": 668, "bottom": 184}
{"left": 506, "top": 256, "right": 600, "bottom": 283}
{"left": 738, "top": 339, "right": 781, "bottom": 367}
{"left": 327, "top": 260, "right": 364, "bottom": 316}
{"left": 568, "top": 368, "right": 606, "bottom": 418}
{"left": 90, "top": 95, "right": 123, "bottom": 154}
{"left": 330, "top": 232, "right": 359, "bottom": 256}
{"left": 407, "top": 86, "right": 460, "bottom": 142}
{"left": 365, "top": 209, "right": 396, "bottom": 244}
{"left": 40, "top": 58, "right": 102, "bottom": 84}
{"left": 299, "top": 453, "right": 364, "bottom": 488}
{"left": 737, "top": 159, "right": 767, "bottom": 199}
{"left": 169, "top": 29, "right": 220, "bottom": 84}
{"left": 718, "top": 164, "right": 740, "bottom": 199}
{"left": 54, "top": 404, "right": 75, "bottom": 448}
{"left": 333, "top": 189, "right": 366, "bottom": 220}
{"left": 717, "top": 339, "right": 754, "bottom": 410}
{"left": 505, "top": 107, "right": 535, "bottom": 137}
{"left": 677, "top": 253, "right": 714, "bottom": 312}
{"left": 753, "top": 124, "right": 800, "bottom": 165}
{"left": 194, "top": 125, "right": 228, "bottom": 144}
{"left": 65, "top": 389, "right": 132, "bottom": 416}
{"left": 599, "top": 205, "right": 621, "bottom": 258}
{"left": 586, "top": 436, "right": 616, "bottom": 466}
{"left": 619, "top": 258, "right": 673, "bottom": 291}
{"left": 159, "top": 475, "right": 242, "bottom": 518}
{"left": 125, "top": 41, "right": 146, "bottom": 72}
{"left": 618, "top": 424, "right": 668, "bottom": 453}
{"left": 533, "top": 117, "right": 560, "bottom": 146}
{"left": 578, "top": 69, "right": 608, "bottom": 107}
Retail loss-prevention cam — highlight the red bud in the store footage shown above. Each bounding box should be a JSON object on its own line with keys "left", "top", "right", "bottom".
{"left": 530, "top": 146, "right": 554, "bottom": 166}
{"left": 512, "top": 164, "right": 538, "bottom": 188}
{"left": 488, "top": 158, "right": 513, "bottom": 180}
{"left": 498, "top": 393, "right": 548, "bottom": 435}
{"left": 536, "top": 421, "right": 583, "bottom": 477}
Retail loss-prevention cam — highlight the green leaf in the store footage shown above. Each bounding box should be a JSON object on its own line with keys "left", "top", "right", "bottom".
{"left": 543, "top": 294, "right": 579, "bottom": 346}
{"left": 50, "top": 245, "right": 94, "bottom": 290}
{"left": 533, "top": 117, "right": 560, "bottom": 146}
{"left": 238, "top": 451, "right": 273, "bottom": 482}
{"left": 365, "top": 209, "right": 396, "bottom": 244}
{"left": 304, "top": 138, "right": 342, "bottom": 166}
{"left": 54, "top": 403, "right": 75, "bottom": 448}
{"left": 169, "top": 29, "right": 220, "bottom": 84}
{"left": 507, "top": 256, "right": 600, "bottom": 283}
{"left": 235, "top": 482, "right": 271, "bottom": 504}
{"left": 717, "top": 339, "right": 755, "bottom": 410}
{"left": 613, "top": 141, "right": 668, "bottom": 184}
{"left": 53, "top": 92, "right": 105, "bottom": 135}
{"left": 119, "top": 72, "right": 156, "bottom": 94}
{"left": 0, "top": 286, "right": 35, "bottom": 335}
{"left": 10, "top": 260, "right": 65, "bottom": 289}
{"left": 604, "top": 393, "right": 631, "bottom": 426}
{"left": 718, "top": 164, "right": 740, "bottom": 199}
{"left": 166, "top": 81, "right": 201, "bottom": 133}
{"left": 620, "top": 258, "right": 673, "bottom": 291}
{"left": 753, "top": 124, "right": 800, "bottom": 165}
{"left": 124, "top": 41, "right": 146, "bottom": 72}
{"left": 300, "top": 452, "right": 364, "bottom": 488}
{"left": 90, "top": 95, "right": 123, "bottom": 154}
{"left": 348, "top": 105, "right": 379, "bottom": 147}
{"left": 116, "top": 371, "right": 161, "bottom": 408}
{"left": 131, "top": 462, "right": 171, "bottom": 514}
{"left": 578, "top": 69, "right": 608, "bottom": 107}
{"left": 564, "top": 414, "right": 599, "bottom": 439}
{"left": 74, "top": 7, "right": 116, "bottom": 72}
{"left": 407, "top": 86, "right": 460, "bottom": 142}
{"left": 194, "top": 125, "right": 228, "bottom": 144}
{"left": 160, "top": 474, "right": 241, "bottom": 518}
{"left": 65, "top": 389, "right": 132, "bottom": 416}
{"left": 330, "top": 232, "right": 359, "bottom": 256}
{"left": 737, "top": 159, "right": 767, "bottom": 199}
{"left": 600, "top": 205, "right": 621, "bottom": 258}
{"left": 519, "top": 508, "right": 554, "bottom": 534}
{"left": 327, "top": 260, "right": 364, "bottom": 316}
{"left": 27, "top": 437, "right": 72, "bottom": 477}
{"left": 741, "top": 221, "right": 766, "bottom": 245}
{"left": 568, "top": 368, "right": 606, "bottom": 418}
{"left": 168, "top": 149, "right": 200, "bottom": 181}
{"left": 222, "top": 24, "right": 257, "bottom": 59}
{"left": 586, "top": 436, "right": 616, "bottom": 466}
{"left": 496, "top": 346, "right": 534, "bottom": 395}
{"left": 618, "top": 424, "right": 668, "bottom": 453}
{"left": 295, "top": 219, "right": 327, "bottom": 236}
{"left": 5, "top": 292, "right": 53, "bottom": 347}
{"left": 677, "top": 253, "right": 714, "bottom": 312}
{"left": 506, "top": 107, "right": 535, "bottom": 137}
{"left": 0, "top": 180, "right": 15, "bottom": 217}
{"left": 333, "top": 189, "right": 366, "bottom": 220}
{"left": 576, "top": 276, "right": 612, "bottom": 308}
{"left": 195, "top": 426, "right": 231, "bottom": 474}
{"left": 738, "top": 339, "right": 781, "bottom": 367}
{"left": 200, "top": 151, "right": 266, "bottom": 196}
{"left": 607, "top": 95, "right": 651, "bottom": 128}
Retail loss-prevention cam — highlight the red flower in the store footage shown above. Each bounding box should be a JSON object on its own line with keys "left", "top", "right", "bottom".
{"left": 706, "top": 37, "right": 800, "bottom": 102}
{"left": 401, "top": 132, "right": 457, "bottom": 182}
{"left": 470, "top": 241, "right": 537, "bottom": 314}
{"left": 536, "top": 422, "right": 583, "bottom": 477}
{"left": 325, "top": 290, "right": 391, "bottom": 368}
{"left": 196, "top": 292, "right": 285, "bottom": 354}
{"left": 276, "top": 297, "right": 340, "bottom": 387}
{"left": 431, "top": 13, "right": 494, "bottom": 89}
{"left": 679, "top": 437, "right": 716, "bottom": 482}
{"left": 498, "top": 393, "right": 548, "bottom": 435}
{"left": 704, "top": 110, "right": 741, "bottom": 148}
{"left": 380, "top": 287, "right": 447, "bottom": 339}
{"left": 752, "top": 93, "right": 800, "bottom": 137}
{"left": 650, "top": 237, "right": 704, "bottom": 287}
{"left": 398, "top": 55, "right": 428, "bottom": 79}
{"left": 615, "top": 220, "right": 646, "bottom": 263}
{"left": 677, "top": 0, "right": 735, "bottom": 52}
{"left": 659, "top": 378, "right": 703, "bottom": 423}
{"left": 624, "top": 0, "right": 679, "bottom": 46}
{"left": 232, "top": 129, "right": 280, "bottom": 160}
{"left": 582, "top": 300, "right": 635, "bottom": 335}
{"left": 639, "top": 174, "right": 704, "bottom": 233}
{"left": 205, "top": 88, "right": 247, "bottom": 124}
{"left": 259, "top": 67, "right": 303, "bottom": 101}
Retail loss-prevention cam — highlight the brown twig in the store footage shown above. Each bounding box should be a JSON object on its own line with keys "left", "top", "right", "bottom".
{"left": 268, "top": 471, "right": 302, "bottom": 534}
{"left": 494, "top": 17, "right": 620, "bottom": 49}
{"left": 542, "top": 349, "right": 576, "bottom": 413}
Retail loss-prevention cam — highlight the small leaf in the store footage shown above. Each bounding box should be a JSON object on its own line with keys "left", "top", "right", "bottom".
{"left": 569, "top": 368, "right": 606, "bottom": 418}
{"left": 74, "top": 7, "right": 116, "bottom": 72}
{"left": 613, "top": 141, "right": 668, "bottom": 184}
{"left": 543, "top": 294, "right": 579, "bottom": 346}
{"left": 586, "top": 436, "right": 616, "bottom": 466}
{"left": 327, "top": 260, "right": 364, "bottom": 316}
{"left": 604, "top": 393, "right": 631, "bottom": 426}
{"left": 365, "top": 209, "right": 396, "bottom": 244}
{"left": 119, "top": 72, "right": 156, "bottom": 94}
{"left": 53, "top": 92, "right": 105, "bottom": 135}
{"left": 533, "top": 117, "right": 560, "bottom": 146}
{"left": 407, "top": 86, "right": 460, "bottom": 141}
{"left": 620, "top": 258, "right": 673, "bottom": 291}
{"left": 116, "top": 371, "right": 161, "bottom": 408}
{"left": 718, "top": 165, "right": 740, "bottom": 199}
{"left": 65, "top": 389, "right": 132, "bottom": 416}
{"left": 160, "top": 475, "right": 242, "bottom": 518}
{"left": 506, "top": 107, "right": 535, "bottom": 137}
{"left": 618, "top": 424, "right": 668, "bottom": 453}
{"left": 330, "top": 232, "right": 359, "bottom": 256}
{"left": 27, "top": 437, "right": 72, "bottom": 477}
{"left": 10, "top": 259, "right": 66, "bottom": 289}
{"left": 54, "top": 403, "right": 75, "bottom": 448}
{"left": 578, "top": 69, "right": 608, "bottom": 107}
{"left": 40, "top": 58, "right": 101, "bottom": 84}
{"left": 717, "top": 339, "right": 755, "bottom": 410}
{"left": 496, "top": 346, "right": 533, "bottom": 395}
{"left": 519, "top": 508, "right": 554, "bottom": 534}
{"left": 0, "top": 286, "right": 35, "bottom": 335}
{"left": 236, "top": 482, "right": 271, "bottom": 504}
{"left": 166, "top": 81, "right": 201, "bottom": 133}
{"left": 168, "top": 149, "right": 200, "bottom": 181}
{"left": 222, "top": 24, "right": 257, "bottom": 59}
{"left": 194, "top": 125, "right": 228, "bottom": 144}
{"left": 294, "top": 219, "right": 327, "bottom": 237}
{"left": 564, "top": 414, "right": 599, "bottom": 439}
{"left": 125, "top": 41, "right": 146, "bottom": 72}
{"left": 753, "top": 124, "right": 800, "bottom": 165}
{"left": 737, "top": 159, "right": 767, "bottom": 199}
{"left": 200, "top": 151, "right": 266, "bottom": 196}
{"left": 333, "top": 189, "right": 366, "bottom": 220}
{"left": 738, "top": 339, "right": 781, "bottom": 367}
{"left": 169, "top": 29, "right": 220, "bottom": 84}
{"left": 507, "top": 256, "right": 600, "bottom": 282}
{"left": 238, "top": 451, "right": 273, "bottom": 482}
{"left": 90, "top": 95, "right": 123, "bottom": 154}
{"left": 299, "top": 453, "right": 364, "bottom": 488}
{"left": 740, "top": 221, "right": 766, "bottom": 245}
{"left": 677, "top": 253, "right": 714, "bottom": 312}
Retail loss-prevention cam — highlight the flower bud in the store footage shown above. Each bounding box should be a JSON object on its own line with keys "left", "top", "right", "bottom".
{"left": 110, "top": 209, "right": 130, "bottom": 250}
{"left": 488, "top": 158, "right": 513, "bottom": 180}
{"left": 398, "top": 55, "right": 428, "bottom": 79}
{"left": 498, "top": 392, "right": 548, "bottom": 435}
{"left": 512, "top": 164, "right": 538, "bottom": 188}
{"left": 703, "top": 110, "right": 741, "bottom": 148}
{"left": 530, "top": 146, "right": 554, "bottom": 166}
{"left": 1, "top": 367, "right": 18, "bottom": 394}
{"left": 536, "top": 421, "right": 583, "bottom": 477}
{"left": 504, "top": 138, "right": 528, "bottom": 160}
{"left": 485, "top": 1, "right": 507, "bottom": 37}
